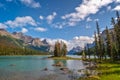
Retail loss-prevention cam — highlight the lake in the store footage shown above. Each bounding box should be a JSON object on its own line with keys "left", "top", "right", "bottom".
{"left": 0, "top": 55, "right": 85, "bottom": 80}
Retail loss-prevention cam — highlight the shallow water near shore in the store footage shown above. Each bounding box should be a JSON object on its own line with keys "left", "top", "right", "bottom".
{"left": 0, "top": 55, "right": 85, "bottom": 80}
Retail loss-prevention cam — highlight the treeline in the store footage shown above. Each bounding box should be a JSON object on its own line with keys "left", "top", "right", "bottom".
{"left": 83, "top": 11, "right": 120, "bottom": 61}
{"left": 54, "top": 41, "right": 67, "bottom": 57}
{"left": 0, "top": 36, "right": 48, "bottom": 55}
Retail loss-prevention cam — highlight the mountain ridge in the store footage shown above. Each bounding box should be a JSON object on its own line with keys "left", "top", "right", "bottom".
{"left": 0, "top": 29, "right": 51, "bottom": 53}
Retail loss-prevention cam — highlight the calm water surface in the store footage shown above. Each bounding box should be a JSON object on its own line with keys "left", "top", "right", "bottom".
{"left": 0, "top": 55, "right": 84, "bottom": 80}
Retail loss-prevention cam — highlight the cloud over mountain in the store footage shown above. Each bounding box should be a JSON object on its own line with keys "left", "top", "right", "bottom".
{"left": 43, "top": 36, "right": 94, "bottom": 51}
{"left": 0, "top": 23, "right": 7, "bottom": 29}
{"left": 21, "top": 28, "right": 28, "bottom": 33}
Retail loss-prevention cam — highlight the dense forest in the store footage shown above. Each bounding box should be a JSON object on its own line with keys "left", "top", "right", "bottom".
{"left": 81, "top": 11, "right": 120, "bottom": 61}
{"left": 0, "top": 35, "right": 48, "bottom": 55}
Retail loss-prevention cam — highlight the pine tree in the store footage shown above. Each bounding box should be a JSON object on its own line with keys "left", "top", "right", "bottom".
{"left": 102, "top": 41, "right": 106, "bottom": 60}
{"left": 116, "top": 11, "right": 120, "bottom": 22}
{"left": 111, "top": 11, "right": 120, "bottom": 59}
{"left": 106, "top": 26, "right": 113, "bottom": 61}
{"left": 62, "top": 43, "right": 67, "bottom": 56}
{"left": 111, "top": 17, "right": 116, "bottom": 25}
{"left": 94, "top": 31, "right": 98, "bottom": 60}
{"left": 54, "top": 41, "right": 60, "bottom": 57}
{"left": 87, "top": 44, "right": 90, "bottom": 60}
{"left": 96, "top": 21, "right": 103, "bottom": 60}
{"left": 54, "top": 41, "right": 67, "bottom": 57}
{"left": 84, "top": 46, "right": 87, "bottom": 59}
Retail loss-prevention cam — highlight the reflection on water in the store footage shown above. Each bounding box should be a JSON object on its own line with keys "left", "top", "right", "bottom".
{"left": 0, "top": 56, "right": 85, "bottom": 80}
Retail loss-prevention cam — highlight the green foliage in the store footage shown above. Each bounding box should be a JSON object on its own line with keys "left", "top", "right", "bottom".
{"left": 0, "top": 35, "right": 48, "bottom": 55}
{"left": 61, "top": 42, "right": 67, "bottom": 56}
{"left": 106, "top": 26, "right": 113, "bottom": 60}
{"left": 54, "top": 41, "right": 67, "bottom": 57}
{"left": 82, "top": 51, "right": 86, "bottom": 60}
{"left": 111, "top": 11, "right": 120, "bottom": 59}
{"left": 97, "top": 62, "right": 120, "bottom": 80}
{"left": 93, "top": 11, "right": 120, "bottom": 61}
{"left": 96, "top": 22, "right": 104, "bottom": 60}
{"left": 54, "top": 41, "right": 60, "bottom": 57}
{"left": 78, "top": 61, "right": 120, "bottom": 80}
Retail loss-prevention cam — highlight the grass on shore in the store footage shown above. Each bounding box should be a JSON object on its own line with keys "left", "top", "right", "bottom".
{"left": 48, "top": 56, "right": 81, "bottom": 60}
{"left": 79, "top": 60, "right": 120, "bottom": 80}
{"left": 97, "top": 61, "right": 120, "bottom": 80}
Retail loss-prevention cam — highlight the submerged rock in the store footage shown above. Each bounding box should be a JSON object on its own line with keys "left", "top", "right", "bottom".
{"left": 60, "top": 67, "right": 69, "bottom": 72}
{"left": 52, "top": 61, "right": 64, "bottom": 67}
{"left": 9, "top": 64, "right": 16, "bottom": 66}
{"left": 43, "top": 67, "right": 48, "bottom": 71}
{"left": 83, "top": 61, "right": 90, "bottom": 65}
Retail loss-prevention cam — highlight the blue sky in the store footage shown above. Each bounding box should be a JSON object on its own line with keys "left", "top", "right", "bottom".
{"left": 0, "top": 0, "right": 120, "bottom": 49}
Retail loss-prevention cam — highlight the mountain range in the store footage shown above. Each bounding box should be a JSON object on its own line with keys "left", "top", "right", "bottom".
{"left": 0, "top": 29, "right": 52, "bottom": 54}
{"left": 0, "top": 28, "right": 114, "bottom": 55}
{"left": 0, "top": 29, "right": 85, "bottom": 54}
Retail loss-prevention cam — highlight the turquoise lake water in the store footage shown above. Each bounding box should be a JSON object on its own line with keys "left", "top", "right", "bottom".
{"left": 0, "top": 56, "right": 85, "bottom": 80}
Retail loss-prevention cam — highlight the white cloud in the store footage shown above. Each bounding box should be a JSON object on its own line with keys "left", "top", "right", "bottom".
{"left": 39, "top": 15, "right": 44, "bottom": 20}
{"left": 46, "top": 12, "right": 57, "bottom": 24}
{"left": 43, "top": 36, "right": 94, "bottom": 51}
{"left": 34, "top": 27, "right": 47, "bottom": 32}
{"left": 107, "top": 6, "right": 112, "bottom": 11}
{"left": 5, "top": 16, "right": 37, "bottom": 28}
{"left": 0, "top": 23, "right": 8, "bottom": 29}
{"left": 41, "top": 38, "right": 69, "bottom": 51}
{"left": 94, "top": 18, "right": 99, "bottom": 21}
{"left": 86, "top": 25, "right": 91, "bottom": 29}
{"left": 43, "top": 38, "right": 68, "bottom": 45}
{"left": 21, "top": 28, "right": 28, "bottom": 33}
{"left": 20, "top": 0, "right": 40, "bottom": 8}
{"left": 86, "top": 17, "right": 92, "bottom": 22}
{"left": 69, "top": 36, "right": 94, "bottom": 49}
{"left": 62, "top": 0, "right": 114, "bottom": 27}
{"left": 113, "top": 5, "right": 120, "bottom": 11}
{"left": 115, "top": 0, "right": 120, "bottom": 3}
{"left": 52, "top": 22, "right": 66, "bottom": 29}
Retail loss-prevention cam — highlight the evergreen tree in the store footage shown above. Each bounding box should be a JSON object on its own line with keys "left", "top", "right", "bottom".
{"left": 96, "top": 21, "right": 103, "bottom": 60}
{"left": 54, "top": 41, "right": 60, "bottom": 57}
{"left": 94, "top": 31, "right": 98, "bottom": 60}
{"left": 84, "top": 46, "right": 87, "bottom": 59}
{"left": 111, "top": 17, "right": 116, "bottom": 25}
{"left": 102, "top": 41, "right": 106, "bottom": 60}
{"left": 116, "top": 11, "right": 120, "bottom": 58}
{"left": 111, "top": 11, "right": 120, "bottom": 59}
{"left": 62, "top": 42, "right": 67, "bottom": 56}
{"left": 54, "top": 41, "right": 67, "bottom": 57}
{"left": 106, "top": 26, "right": 113, "bottom": 61}
{"left": 87, "top": 44, "right": 90, "bottom": 60}
{"left": 116, "top": 11, "right": 120, "bottom": 22}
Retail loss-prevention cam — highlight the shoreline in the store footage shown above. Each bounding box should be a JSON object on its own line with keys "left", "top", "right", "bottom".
{"left": 48, "top": 56, "right": 81, "bottom": 60}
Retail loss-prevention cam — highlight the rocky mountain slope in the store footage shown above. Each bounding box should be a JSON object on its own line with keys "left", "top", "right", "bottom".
{"left": 68, "top": 46, "right": 83, "bottom": 55}
{"left": 0, "top": 29, "right": 50, "bottom": 52}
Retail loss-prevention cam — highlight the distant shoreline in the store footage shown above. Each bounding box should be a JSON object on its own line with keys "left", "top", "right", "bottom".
{"left": 48, "top": 56, "right": 81, "bottom": 60}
